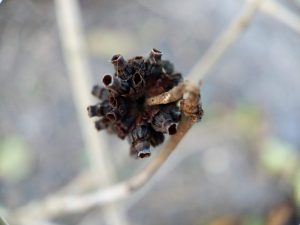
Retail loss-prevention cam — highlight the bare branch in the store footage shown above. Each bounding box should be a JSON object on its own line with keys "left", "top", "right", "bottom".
{"left": 53, "top": 0, "right": 128, "bottom": 225}
{"left": 12, "top": 82, "right": 200, "bottom": 221}
{"left": 145, "top": 81, "right": 185, "bottom": 106}
{"left": 0, "top": 216, "right": 9, "bottom": 225}
{"left": 259, "top": 0, "right": 300, "bottom": 35}
{"left": 188, "top": 0, "right": 263, "bottom": 84}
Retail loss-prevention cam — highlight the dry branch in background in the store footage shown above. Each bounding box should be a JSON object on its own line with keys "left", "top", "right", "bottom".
{"left": 53, "top": 0, "right": 128, "bottom": 225}
{"left": 188, "top": 0, "right": 263, "bottom": 84}
{"left": 12, "top": 81, "right": 202, "bottom": 221}
{"left": 259, "top": 0, "right": 300, "bottom": 35}
{"left": 0, "top": 216, "right": 9, "bottom": 225}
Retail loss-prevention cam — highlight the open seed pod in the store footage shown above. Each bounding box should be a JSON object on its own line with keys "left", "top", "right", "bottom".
{"left": 88, "top": 49, "right": 187, "bottom": 158}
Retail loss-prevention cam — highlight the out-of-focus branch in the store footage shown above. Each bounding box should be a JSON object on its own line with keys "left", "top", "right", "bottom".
{"left": 53, "top": 1, "right": 128, "bottom": 225}
{"left": 54, "top": 0, "right": 114, "bottom": 186}
{"left": 0, "top": 216, "right": 9, "bottom": 225}
{"left": 259, "top": 0, "right": 300, "bottom": 35}
{"left": 12, "top": 82, "right": 200, "bottom": 220}
{"left": 188, "top": 0, "right": 263, "bottom": 84}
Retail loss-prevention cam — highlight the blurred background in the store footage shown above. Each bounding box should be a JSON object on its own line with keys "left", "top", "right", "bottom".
{"left": 1, "top": 0, "right": 300, "bottom": 224}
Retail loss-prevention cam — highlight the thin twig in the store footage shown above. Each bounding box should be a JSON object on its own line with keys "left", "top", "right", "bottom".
{"left": 259, "top": 0, "right": 300, "bottom": 35}
{"left": 0, "top": 216, "right": 9, "bottom": 225}
{"left": 188, "top": 0, "right": 263, "bottom": 84}
{"left": 53, "top": 1, "right": 128, "bottom": 225}
{"left": 145, "top": 81, "right": 186, "bottom": 106}
{"left": 12, "top": 83, "right": 200, "bottom": 220}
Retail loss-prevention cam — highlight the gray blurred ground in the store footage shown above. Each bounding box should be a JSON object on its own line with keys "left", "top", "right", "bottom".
{"left": 0, "top": 0, "right": 300, "bottom": 224}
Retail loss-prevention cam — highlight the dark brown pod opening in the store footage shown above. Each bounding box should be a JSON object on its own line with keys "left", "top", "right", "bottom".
{"left": 135, "top": 141, "right": 151, "bottom": 158}
{"left": 149, "top": 48, "right": 162, "bottom": 64}
{"left": 167, "top": 123, "right": 177, "bottom": 135}
{"left": 138, "top": 149, "right": 151, "bottom": 158}
{"left": 111, "top": 54, "right": 126, "bottom": 71}
{"left": 103, "top": 74, "right": 113, "bottom": 86}
{"left": 134, "top": 56, "right": 144, "bottom": 60}
{"left": 106, "top": 111, "right": 118, "bottom": 121}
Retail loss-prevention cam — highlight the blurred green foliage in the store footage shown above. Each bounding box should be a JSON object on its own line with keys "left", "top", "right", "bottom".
{"left": 0, "top": 137, "right": 32, "bottom": 182}
{"left": 261, "top": 138, "right": 298, "bottom": 176}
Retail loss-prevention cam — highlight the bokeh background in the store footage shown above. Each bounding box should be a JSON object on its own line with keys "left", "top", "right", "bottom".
{"left": 1, "top": 0, "right": 300, "bottom": 224}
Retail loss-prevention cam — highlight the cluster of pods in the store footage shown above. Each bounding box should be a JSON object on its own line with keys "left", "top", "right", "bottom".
{"left": 87, "top": 49, "right": 183, "bottom": 158}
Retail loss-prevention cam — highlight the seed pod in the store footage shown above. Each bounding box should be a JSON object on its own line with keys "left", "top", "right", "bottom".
{"left": 128, "top": 125, "right": 151, "bottom": 144}
{"left": 149, "top": 48, "right": 162, "bottom": 64}
{"left": 91, "top": 85, "right": 109, "bottom": 100}
{"left": 161, "top": 60, "right": 174, "bottom": 74}
{"left": 130, "top": 141, "right": 151, "bottom": 158}
{"left": 95, "top": 118, "right": 110, "bottom": 131}
{"left": 164, "top": 103, "right": 181, "bottom": 122}
{"left": 87, "top": 104, "right": 100, "bottom": 117}
{"left": 102, "top": 74, "right": 130, "bottom": 95}
{"left": 88, "top": 49, "right": 202, "bottom": 158}
{"left": 151, "top": 111, "right": 177, "bottom": 135}
{"left": 87, "top": 100, "right": 111, "bottom": 117}
{"left": 111, "top": 54, "right": 126, "bottom": 73}
{"left": 106, "top": 109, "right": 120, "bottom": 121}
{"left": 149, "top": 130, "right": 165, "bottom": 147}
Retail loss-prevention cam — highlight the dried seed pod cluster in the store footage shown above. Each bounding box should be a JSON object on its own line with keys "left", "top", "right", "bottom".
{"left": 88, "top": 49, "right": 183, "bottom": 158}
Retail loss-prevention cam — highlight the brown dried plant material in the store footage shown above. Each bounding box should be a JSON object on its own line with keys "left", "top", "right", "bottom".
{"left": 88, "top": 49, "right": 202, "bottom": 158}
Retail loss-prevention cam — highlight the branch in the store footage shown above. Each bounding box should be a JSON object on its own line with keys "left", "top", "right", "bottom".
{"left": 53, "top": 0, "right": 128, "bottom": 225}
{"left": 188, "top": 0, "right": 263, "bottom": 84}
{"left": 145, "top": 81, "right": 186, "bottom": 106}
{"left": 12, "top": 82, "right": 200, "bottom": 221}
{"left": 0, "top": 217, "right": 9, "bottom": 225}
{"left": 259, "top": 0, "right": 300, "bottom": 35}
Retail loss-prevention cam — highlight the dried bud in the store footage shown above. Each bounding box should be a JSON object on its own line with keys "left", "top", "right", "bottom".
{"left": 151, "top": 111, "right": 177, "bottom": 135}
{"left": 87, "top": 100, "right": 110, "bottom": 117}
{"left": 106, "top": 110, "right": 120, "bottom": 121}
{"left": 149, "top": 48, "right": 162, "bottom": 64}
{"left": 149, "top": 129, "right": 165, "bottom": 147}
{"left": 128, "top": 125, "right": 151, "bottom": 143}
{"left": 111, "top": 54, "right": 126, "bottom": 73}
{"left": 95, "top": 118, "right": 110, "bottom": 131}
{"left": 91, "top": 85, "right": 109, "bottom": 100}
{"left": 102, "top": 74, "right": 130, "bottom": 95}
{"left": 87, "top": 104, "right": 100, "bottom": 117}
{"left": 161, "top": 60, "right": 174, "bottom": 74}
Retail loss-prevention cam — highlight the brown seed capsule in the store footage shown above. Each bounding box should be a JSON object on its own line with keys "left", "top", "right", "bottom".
{"left": 149, "top": 48, "right": 162, "bottom": 64}
{"left": 151, "top": 111, "right": 178, "bottom": 135}
{"left": 149, "top": 129, "right": 165, "bottom": 147}
{"left": 111, "top": 54, "right": 126, "bottom": 73}
{"left": 102, "top": 74, "right": 130, "bottom": 95}
{"left": 95, "top": 118, "right": 110, "bottom": 131}
{"left": 87, "top": 49, "right": 202, "bottom": 158}
{"left": 91, "top": 85, "right": 110, "bottom": 100}
{"left": 129, "top": 140, "right": 151, "bottom": 158}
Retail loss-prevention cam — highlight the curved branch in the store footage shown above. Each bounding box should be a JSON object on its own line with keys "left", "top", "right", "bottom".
{"left": 12, "top": 81, "right": 200, "bottom": 220}
{"left": 188, "top": 0, "right": 263, "bottom": 84}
